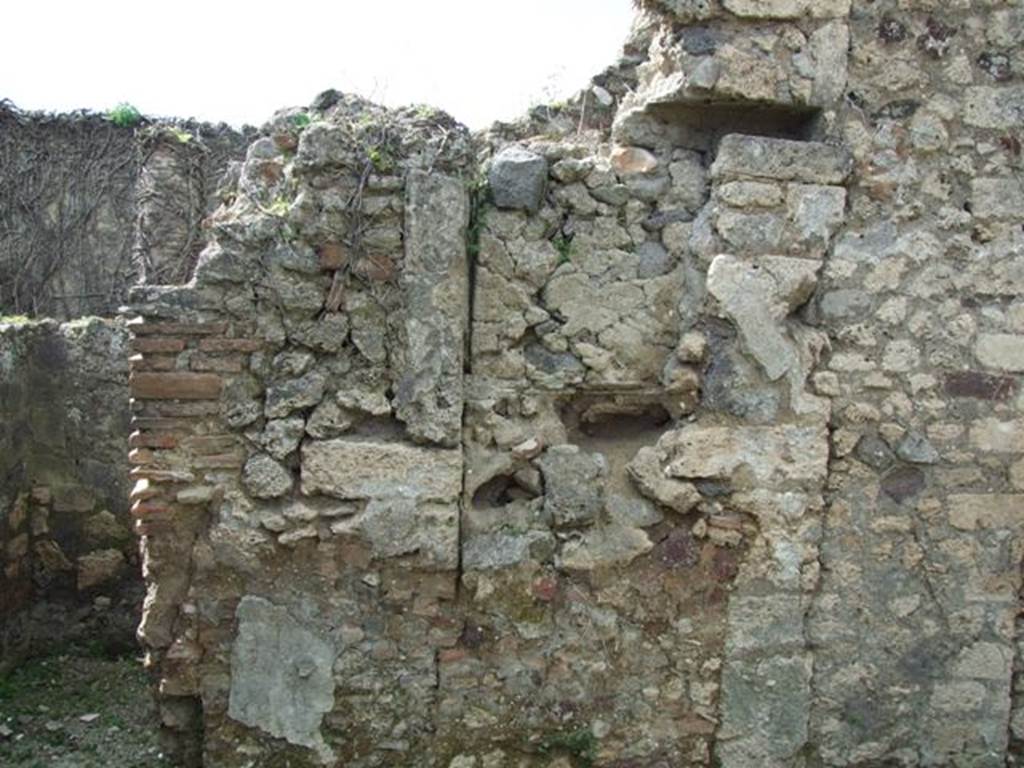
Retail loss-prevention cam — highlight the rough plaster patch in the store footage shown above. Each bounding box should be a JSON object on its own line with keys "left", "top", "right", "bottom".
{"left": 228, "top": 596, "right": 335, "bottom": 763}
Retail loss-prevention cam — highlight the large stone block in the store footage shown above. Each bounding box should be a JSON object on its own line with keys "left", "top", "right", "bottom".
{"left": 488, "top": 146, "right": 548, "bottom": 213}
{"left": 948, "top": 494, "right": 1024, "bottom": 531}
{"left": 976, "top": 333, "right": 1024, "bottom": 372}
{"left": 242, "top": 454, "right": 293, "bottom": 499}
{"left": 964, "top": 86, "right": 1024, "bottom": 130}
{"left": 76, "top": 548, "right": 125, "bottom": 590}
{"left": 556, "top": 524, "right": 653, "bottom": 570}
{"left": 538, "top": 445, "right": 607, "bottom": 528}
{"left": 970, "top": 418, "right": 1024, "bottom": 453}
{"left": 717, "top": 653, "right": 812, "bottom": 767}
{"left": 328, "top": 498, "right": 458, "bottom": 569}
{"left": 264, "top": 371, "right": 326, "bottom": 418}
{"left": 627, "top": 446, "right": 701, "bottom": 514}
{"left": 722, "top": 0, "right": 850, "bottom": 18}
{"left": 393, "top": 171, "right": 469, "bottom": 447}
{"left": 971, "top": 178, "right": 1024, "bottom": 223}
{"left": 712, "top": 135, "right": 853, "bottom": 185}
{"left": 659, "top": 423, "right": 829, "bottom": 487}
{"left": 301, "top": 438, "right": 461, "bottom": 501}
{"left": 707, "top": 254, "right": 819, "bottom": 380}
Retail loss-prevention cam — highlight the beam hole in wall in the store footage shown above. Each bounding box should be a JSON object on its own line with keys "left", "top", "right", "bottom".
{"left": 647, "top": 101, "right": 823, "bottom": 148}
{"left": 575, "top": 401, "right": 672, "bottom": 441}
{"left": 471, "top": 473, "right": 540, "bottom": 511}
{"left": 561, "top": 395, "right": 675, "bottom": 498}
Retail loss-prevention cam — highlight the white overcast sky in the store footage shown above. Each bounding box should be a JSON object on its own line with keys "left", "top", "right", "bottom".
{"left": 2, "top": 1, "right": 636, "bottom": 129}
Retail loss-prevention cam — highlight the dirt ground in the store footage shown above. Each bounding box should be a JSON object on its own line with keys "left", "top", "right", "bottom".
{"left": 0, "top": 644, "right": 169, "bottom": 767}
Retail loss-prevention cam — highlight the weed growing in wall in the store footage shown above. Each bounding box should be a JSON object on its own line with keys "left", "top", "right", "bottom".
{"left": 168, "top": 127, "right": 193, "bottom": 144}
{"left": 553, "top": 234, "right": 574, "bottom": 264}
{"left": 538, "top": 728, "right": 598, "bottom": 767}
{"left": 106, "top": 103, "right": 142, "bottom": 128}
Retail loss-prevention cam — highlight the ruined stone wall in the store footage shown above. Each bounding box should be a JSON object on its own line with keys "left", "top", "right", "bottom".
{"left": 126, "top": 2, "right": 1024, "bottom": 767}
{"left": 126, "top": 97, "right": 475, "bottom": 765}
{"left": 0, "top": 318, "right": 137, "bottom": 668}
{"left": 0, "top": 103, "right": 251, "bottom": 319}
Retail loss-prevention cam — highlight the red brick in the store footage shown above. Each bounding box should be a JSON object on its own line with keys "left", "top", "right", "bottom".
{"left": 679, "top": 715, "right": 716, "bottom": 736}
{"left": 129, "top": 430, "right": 180, "bottom": 449}
{"left": 130, "top": 468, "right": 196, "bottom": 484}
{"left": 131, "top": 500, "right": 172, "bottom": 519}
{"left": 198, "top": 338, "right": 263, "bottom": 353}
{"left": 134, "top": 518, "right": 175, "bottom": 537}
{"left": 531, "top": 576, "right": 559, "bottom": 602}
{"left": 131, "top": 417, "right": 197, "bottom": 431}
{"left": 189, "top": 353, "right": 245, "bottom": 373}
{"left": 130, "top": 372, "right": 222, "bottom": 401}
{"left": 318, "top": 241, "right": 349, "bottom": 270}
{"left": 130, "top": 479, "right": 162, "bottom": 503}
{"left": 945, "top": 371, "right": 1017, "bottom": 401}
{"left": 129, "top": 448, "right": 156, "bottom": 466}
{"left": 184, "top": 435, "right": 240, "bottom": 455}
{"left": 149, "top": 401, "right": 221, "bottom": 417}
{"left": 438, "top": 648, "right": 468, "bottom": 664}
{"left": 128, "top": 319, "right": 228, "bottom": 336}
{"left": 191, "top": 452, "right": 246, "bottom": 469}
{"left": 355, "top": 253, "right": 395, "bottom": 282}
{"left": 130, "top": 353, "right": 178, "bottom": 371}
{"left": 132, "top": 337, "right": 186, "bottom": 354}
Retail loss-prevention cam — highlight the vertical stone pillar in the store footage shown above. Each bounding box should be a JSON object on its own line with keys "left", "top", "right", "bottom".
{"left": 698, "top": 134, "right": 851, "bottom": 768}
{"left": 134, "top": 130, "right": 209, "bottom": 285}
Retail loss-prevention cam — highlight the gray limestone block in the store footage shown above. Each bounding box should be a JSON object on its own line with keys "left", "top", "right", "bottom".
{"left": 627, "top": 446, "right": 701, "bottom": 514}
{"left": 258, "top": 417, "right": 306, "bottom": 460}
{"left": 488, "top": 146, "right": 548, "bottom": 213}
{"left": 718, "top": 653, "right": 812, "bottom": 767}
{"left": 636, "top": 241, "right": 673, "bottom": 279}
{"left": 712, "top": 134, "right": 853, "bottom": 185}
{"left": 329, "top": 497, "right": 458, "bottom": 570}
{"left": 972, "top": 177, "right": 1024, "bottom": 222}
{"left": 557, "top": 524, "right": 653, "bottom": 570}
{"left": 265, "top": 371, "right": 326, "bottom": 419}
{"left": 706, "top": 254, "right": 819, "bottom": 381}
{"left": 964, "top": 86, "right": 1024, "bottom": 130}
{"left": 242, "top": 454, "right": 294, "bottom": 499}
{"left": 524, "top": 343, "right": 585, "bottom": 382}
{"left": 817, "top": 289, "right": 872, "bottom": 321}
{"left": 193, "top": 242, "right": 258, "bottom": 284}
{"left": 462, "top": 530, "right": 557, "bottom": 570}
{"left": 590, "top": 184, "right": 630, "bottom": 206}
{"left": 538, "top": 445, "right": 607, "bottom": 529}
{"left": 300, "top": 438, "right": 462, "bottom": 502}
{"left": 896, "top": 430, "right": 939, "bottom": 465}
{"left": 393, "top": 171, "right": 469, "bottom": 447}
{"left": 854, "top": 434, "right": 895, "bottom": 470}
{"left": 660, "top": 423, "right": 829, "bottom": 487}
